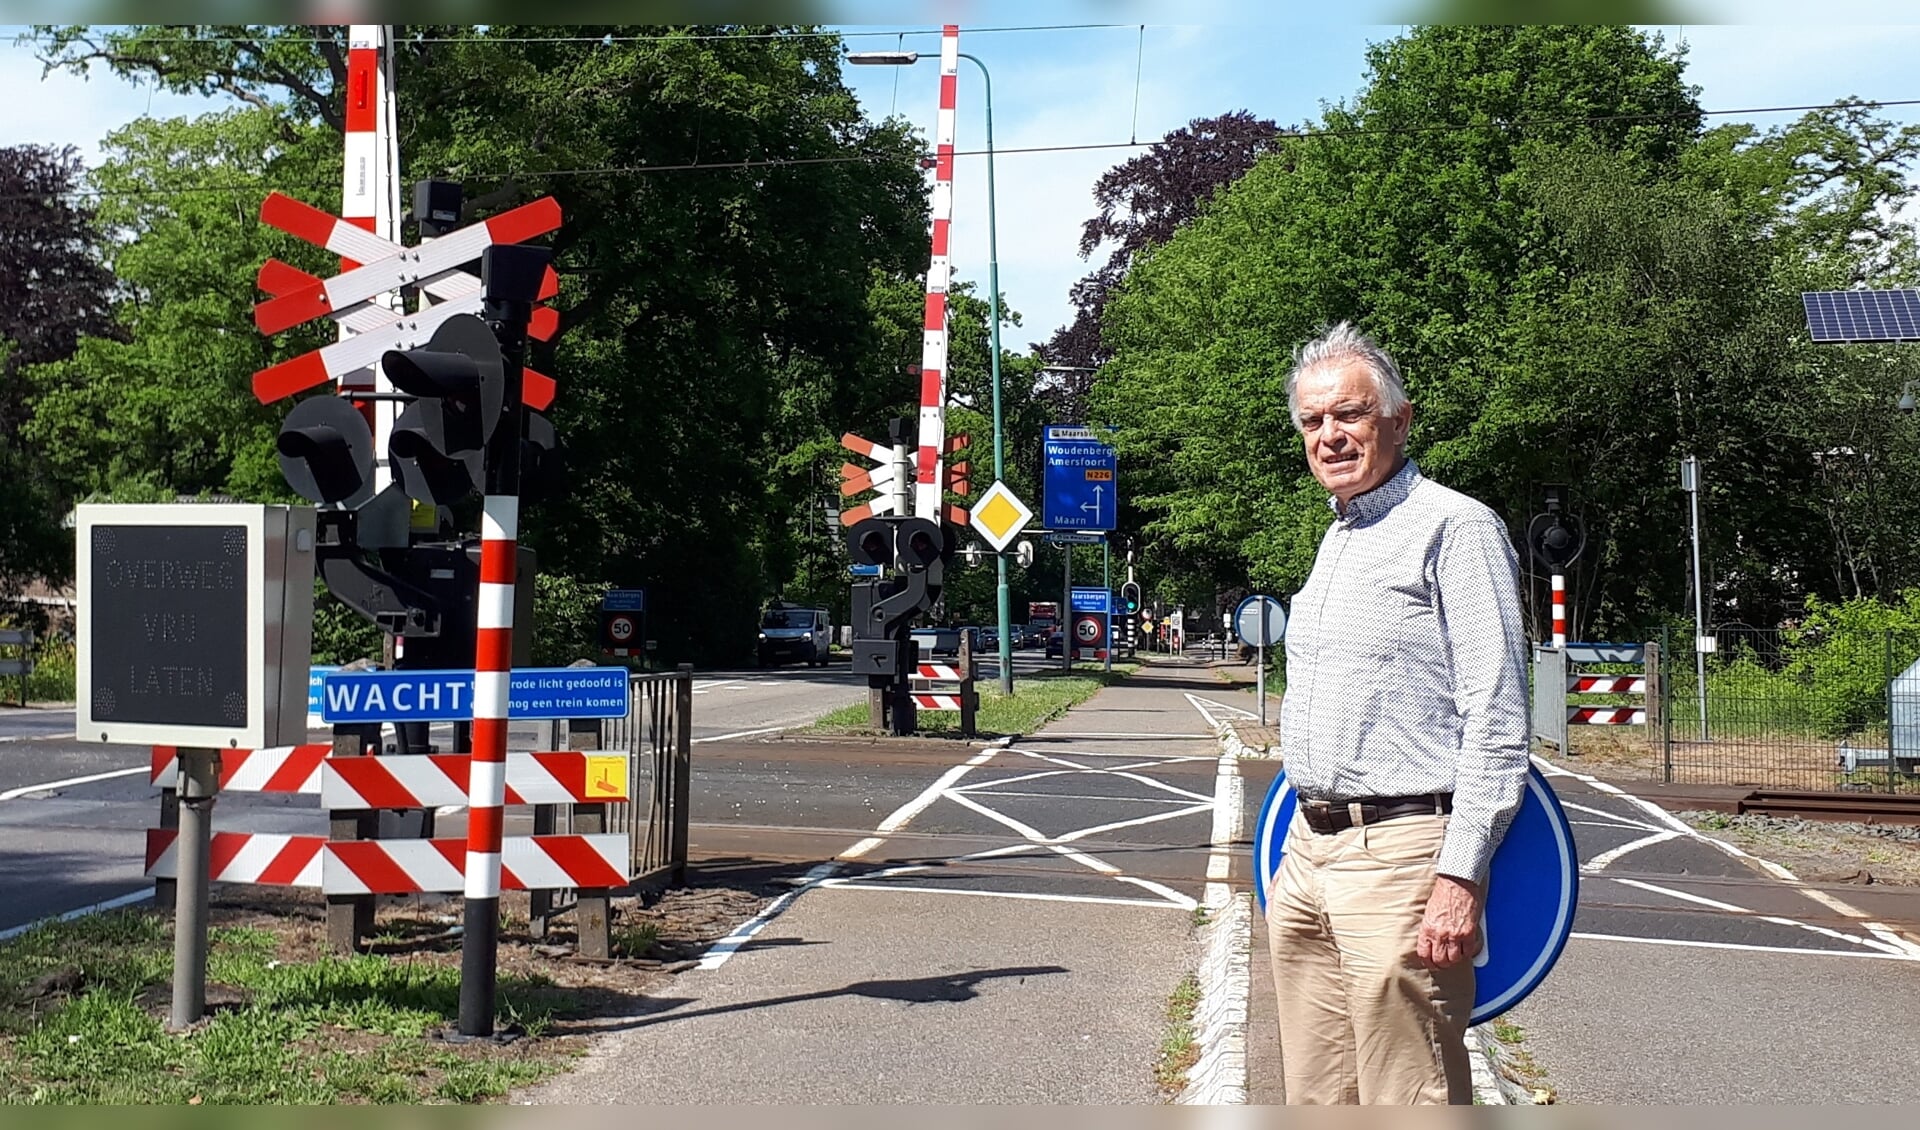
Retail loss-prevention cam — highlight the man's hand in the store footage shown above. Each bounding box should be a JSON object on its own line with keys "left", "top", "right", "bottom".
{"left": 1417, "top": 874, "right": 1483, "bottom": 969}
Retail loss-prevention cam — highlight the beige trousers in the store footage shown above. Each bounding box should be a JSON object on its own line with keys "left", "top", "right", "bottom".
{"left": 1266, "top": 812, "right": 1474, "bottom": 1104}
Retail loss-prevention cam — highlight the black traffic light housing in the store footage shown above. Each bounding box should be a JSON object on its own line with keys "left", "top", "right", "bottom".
{"left": 1121, "top": 581, "right": 1142, "bottom": 616}
{"left": 1527, "top": 484, "right": 1587, "bottom": 572}
{"left": 384, "top": 314, "right": 505, "bottom": 507}
{"left": 278, "top": 394, "right": 376, "bottom": 507}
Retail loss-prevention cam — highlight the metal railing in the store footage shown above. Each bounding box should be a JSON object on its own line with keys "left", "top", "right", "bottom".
{"left": 1637, "top": 627, "right": 1920, "bottom": 794}
{"left": 602, "top": 664, "right": 694, "bottom": 881}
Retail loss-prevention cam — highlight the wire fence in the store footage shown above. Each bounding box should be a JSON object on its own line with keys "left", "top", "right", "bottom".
{"left": 1566, "top": 627, "right": 1920, "bottom": 793}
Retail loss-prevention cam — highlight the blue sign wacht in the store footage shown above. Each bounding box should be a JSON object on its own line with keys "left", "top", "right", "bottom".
{"left": 320, "top": 667, "right": 631, "bottom": 724}
{"left": 1043, "top": 427, "right": 1117, "bottom": 532}
{"left": 1252, "top": 763, "right": 1579, "bottom": 1024}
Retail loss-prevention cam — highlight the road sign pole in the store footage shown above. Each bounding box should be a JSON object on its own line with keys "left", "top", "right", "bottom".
{"left": 458, "top": 259, "right": 535, "bottom": 1040}
{"left": 168, "top": 748, "right": 219, "bottom": 1032}
{"left": 1102, "top": 540, "right": 1112, "bottom": 672}
{"left": 1257, "top": 645, "right": 1266, "bottom": 727}
{"left": 1061, "top": 545, "right": 1073, "bottom": 672}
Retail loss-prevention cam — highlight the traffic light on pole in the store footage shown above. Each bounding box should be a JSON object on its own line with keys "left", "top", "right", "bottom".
{"left": 277, "top": 395, "right": 376, "bottom": 508}
{"left": 1121, "top": 581, "right": 1142, "bottom": 616}
{"left": 382, "top": 314, "right": 506, "bottom": 507}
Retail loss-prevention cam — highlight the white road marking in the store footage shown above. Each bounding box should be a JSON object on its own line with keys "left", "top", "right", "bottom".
{"left": 1204, "top": 739, "right": 1243, "bottom": 910}
{"left": 690, "top": 726, "right": 785, "bottom": 744}
{"left": 1606, "top": 876, "right": 1906, "bottom": 954}
{"left": 818, "top": 881, "right": 1193, "bottom": 909}
{"left": 694, "top": 861, "right": 837, "bottom": 970}
{"left": 1537, "top": 755, "right": 1920, "bottom": 949}
{"left": 1581, "top": 830, "right": 1682, "bottom": 872}
{"left": 0, "top": 888, "right": 153, "bottom": 942}
{"left": 1184, "top": 692, "right": 1260, "bottom": 727}
{"left": 1559, "top": 800, "right": 1662, "bottom": 832}
{"left": 0, "top": 766, "right": 148, "bottom": 801}
{"left": 1036, "top": 731, "right": 1211, "bottom": 739}
{"left": 1570, "top": 932, "right": 1920, "bottom": 962}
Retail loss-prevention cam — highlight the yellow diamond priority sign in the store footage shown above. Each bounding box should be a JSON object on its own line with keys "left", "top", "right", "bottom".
{"left": 970, "top": 480, "right": 1034, "bottom": 552}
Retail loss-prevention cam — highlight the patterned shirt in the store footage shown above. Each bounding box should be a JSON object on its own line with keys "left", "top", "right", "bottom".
{"left": 1280, "top": 459, "right": 1529, "bottom": 885}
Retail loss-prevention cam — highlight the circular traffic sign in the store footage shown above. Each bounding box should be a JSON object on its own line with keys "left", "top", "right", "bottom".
{"left": 1234, "top": 594, "right": 1286, "bottom": 647}
{"left": 608, "top": 614, "right": 636, "bottom": 642}
{"left": 1252, "top": 764, "right": 1578, "bottom": 1024}
{"left": 1075, "top": 617, "right": 1100, "bottom": 643}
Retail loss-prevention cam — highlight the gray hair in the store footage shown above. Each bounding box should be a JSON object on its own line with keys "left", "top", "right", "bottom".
{"left": 1285, "top": 321, "right": 1410, "bottom": 429}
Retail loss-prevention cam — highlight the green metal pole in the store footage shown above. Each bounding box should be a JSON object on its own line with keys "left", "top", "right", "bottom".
{"left": 1102, "top": 539, "right": 1111, "bottom": 672}
{"left": 959, "top": 52, "right": 1015, "bottom": 697}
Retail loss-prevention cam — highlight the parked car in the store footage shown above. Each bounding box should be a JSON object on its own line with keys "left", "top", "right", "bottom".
{"left": 1044, "top": 631, "right": 1083, "bottom": 660}
{"left": 758, "top": 603, "right": 830, "bottom": 667}
{"left": 910, "top": 625, "right": 961, "bottom": 659}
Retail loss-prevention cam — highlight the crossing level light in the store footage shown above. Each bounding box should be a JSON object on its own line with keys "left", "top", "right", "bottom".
{"left": 382, "top": 314, "right": 506, "bottom": 507}
{"left": 277, "top": 395, "right": 376, "bottom": 507}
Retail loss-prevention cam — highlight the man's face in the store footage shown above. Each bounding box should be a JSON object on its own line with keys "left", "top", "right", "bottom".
{"left": 1294, "top": 360, "right": 1412, "bottom": 504}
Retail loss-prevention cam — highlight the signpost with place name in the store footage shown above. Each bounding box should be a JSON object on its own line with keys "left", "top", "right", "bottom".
{"left": 1253, "top": 763, "right": 1579, "bottom": 1024}
{"left": 320, "top": 666, "right": 630, "bottom": 725}
{"left": 1043, "top": 426, "right": 1118, "bottom": 532}
{"left": 1070, "top": 586, "right": 1111, "bottom": 665}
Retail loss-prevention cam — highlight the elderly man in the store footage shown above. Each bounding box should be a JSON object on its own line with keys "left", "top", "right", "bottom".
{"left": 1269, "top": 322, "right": 1529, "bottom": 1105}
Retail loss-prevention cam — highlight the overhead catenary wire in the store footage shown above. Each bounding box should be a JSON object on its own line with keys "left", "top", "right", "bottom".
{"left": 5, "top": 23, "right": 1149, "bottom": 48}
{"left": 13, "top": 95, "right": 1920, "bottom": 205}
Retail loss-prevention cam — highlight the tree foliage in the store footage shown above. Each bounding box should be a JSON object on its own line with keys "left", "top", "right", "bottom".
{"left": 1093, "top": 25, "right": 1920, "bottom": 639}
{"left": 25, "top": 24, "right": 956, "bottom": 662}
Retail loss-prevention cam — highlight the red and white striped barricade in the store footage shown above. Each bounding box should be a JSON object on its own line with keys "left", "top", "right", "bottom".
{"left": 1532, "top": 642, "right": 1655, "bottom": 754}
{"left": 909, "top": 654, "right": 979, "bottom": 737}
{"left": 145, "top": 746, "right": 630, "bottom": 894}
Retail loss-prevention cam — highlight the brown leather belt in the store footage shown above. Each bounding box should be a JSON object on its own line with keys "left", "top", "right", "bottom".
{"left": 1298, "top": 793, "right": 1452, "bottom": 834}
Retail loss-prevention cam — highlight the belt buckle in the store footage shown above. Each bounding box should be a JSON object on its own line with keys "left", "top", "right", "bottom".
{"left": 1299, "top": 798, "right": 1333, "bottom": 833}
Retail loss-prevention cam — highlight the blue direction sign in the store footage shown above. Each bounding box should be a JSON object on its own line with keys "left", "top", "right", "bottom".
{"left": 1043, "top": 428, "right": 1117, "bottom": 531}
{"left": 320, "top": 667, "right": 630, "bottom": 724}
{"left": 849, "top": 562, "right": 882, "bottom": 577}
{"left": 1253, "top": 764, "right": 1578, "bottom": 1024}
{"left": 1070, "top": 586, "right": 1112, "bottom": 615}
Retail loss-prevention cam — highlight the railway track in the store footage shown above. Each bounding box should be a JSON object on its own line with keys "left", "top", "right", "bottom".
{"left": 1733, "top": 790, "right": 1920, "bottom": 826}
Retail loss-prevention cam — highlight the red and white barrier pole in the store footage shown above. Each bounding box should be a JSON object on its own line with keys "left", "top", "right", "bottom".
{"left": 1551, "top": 572, "right": 1567, "bottom": 650}
{"left": 457, "top": 265, "right": 533, "bottom": 1038}
{"left": 913, "top": 25, "right": 960, "bottom": 521}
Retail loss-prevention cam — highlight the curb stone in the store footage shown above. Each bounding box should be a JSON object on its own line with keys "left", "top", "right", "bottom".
{"left": 1174, "top": 891, "right": 1250, "bottom": 1105}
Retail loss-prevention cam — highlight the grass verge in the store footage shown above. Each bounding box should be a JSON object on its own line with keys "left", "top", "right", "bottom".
{"left": 1154, "top": 972, "right": 1202, "bottom": 1095}
{"left": 0, "top": 909, "right": 576, "bottom": 1104}
{"left": 810, "top": 663, "right": 1138, "bottom": 737}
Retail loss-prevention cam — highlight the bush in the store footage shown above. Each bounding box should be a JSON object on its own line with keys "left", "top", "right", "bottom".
{"left": 1778, "top": 592, "right": 1920, "bottom": 738}
{"left": 533, "top": 573, "right": 610, "bottom": 666}
{"left": 25, "top": 637, "right": 74, "bottom": 702}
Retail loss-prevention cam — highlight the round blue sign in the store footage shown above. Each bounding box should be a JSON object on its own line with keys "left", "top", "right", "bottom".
{"left": 1253, "top": 764, "right": 1578, "bottom": 1024}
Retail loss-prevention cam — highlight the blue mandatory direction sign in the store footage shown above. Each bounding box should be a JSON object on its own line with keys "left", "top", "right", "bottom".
{"left": 1043, "top": 427, "right": 1117, "bottom": 532}
{"left": 1253, "top": 763, "right": 1579, "bottom": 1024}
{"left": 320, "top": 667, "right": 631, "bottom": 724}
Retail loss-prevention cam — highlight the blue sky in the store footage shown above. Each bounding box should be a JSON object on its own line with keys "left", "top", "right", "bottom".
{"left": 6, "top": 20, "right": 1920, "bottom": 348}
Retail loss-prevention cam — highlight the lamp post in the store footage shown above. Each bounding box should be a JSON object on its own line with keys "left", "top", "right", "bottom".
{"left": 849, "top": 47, "right": 1015, "bottom": 694}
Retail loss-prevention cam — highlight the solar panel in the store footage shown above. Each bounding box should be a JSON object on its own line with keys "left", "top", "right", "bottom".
{"left": 1802, "top": 289, "right": 1920, "bottom": 343}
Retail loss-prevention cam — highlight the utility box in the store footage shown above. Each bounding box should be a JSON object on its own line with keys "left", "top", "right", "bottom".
{"left": 77, "top": 504, "right": 316, "bottom": 748}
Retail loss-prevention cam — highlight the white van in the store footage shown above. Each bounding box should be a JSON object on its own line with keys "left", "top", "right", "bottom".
{"left": 758, "top": 603, "right": 831, "bottom": 667}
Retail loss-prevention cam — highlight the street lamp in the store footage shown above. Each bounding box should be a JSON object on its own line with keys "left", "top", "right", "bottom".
{"left": 848, "top": 46, "right": 1015, "bottom": 694}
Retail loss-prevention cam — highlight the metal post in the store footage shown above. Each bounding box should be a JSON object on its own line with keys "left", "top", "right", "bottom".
{"left": 1887, "top": 631, "right": 1898, "bottom": 793}
{"left": 1257, "top": 643, "right": 1267, "bottom": 727}
{"left": 155, "top": 778, "right": 178, "bottom": 910}
{"left": 326, "top": 724, "right": 377, "bottom": 952}
{"left": 1101, "top": 540, "right": 1112, "bottom": 672}
{"left": 169, "top": 748, "right": 219, "bottom": 1031}
{"left": 458, "top": 253, "right": 538, "bottom": 1039}
{"left": 1061, "top": 545, "right": 1073, "bottom": 672}
{"left": 1682, "top": 455, "right": 1709, "bottom": 741}
{"left": 1550, "top": 573, "right": 1567, "bottom": 650}
{"left": 568, "top": 713, "right": 610, "bottom": 958}
{"left": 958, "top": 629, "right": 977, "bottom": 738}
{"left": 672, "top": 663, "right": 693, "bottom": 881}
{"left": 1662, "top": 626, "right": 1675, "bottom": 783}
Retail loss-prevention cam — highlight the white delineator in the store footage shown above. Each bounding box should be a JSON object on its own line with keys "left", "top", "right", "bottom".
{"left": 913, "top": 25, "right": 961, "bottom": 521}
{"left": 1551, "top": 572, "right": 1567, "bottom": 649}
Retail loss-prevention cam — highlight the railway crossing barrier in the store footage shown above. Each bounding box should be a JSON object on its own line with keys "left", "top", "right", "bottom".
{"left": 908, "top": 631, "right": 980, "bottom": 737}
{"left": 0, "top": 628, "right": 33, "bottom": 707}
{"left": 145, "top": 664, "right": 695, "bottom": 955}
{"left": 1531, "top": 641, "right": 1662, "bottom": 756}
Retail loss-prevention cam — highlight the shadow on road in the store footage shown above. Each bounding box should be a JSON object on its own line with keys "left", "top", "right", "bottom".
{"left": 597, "top": 963, "right": 1072, "bottom": 1031}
